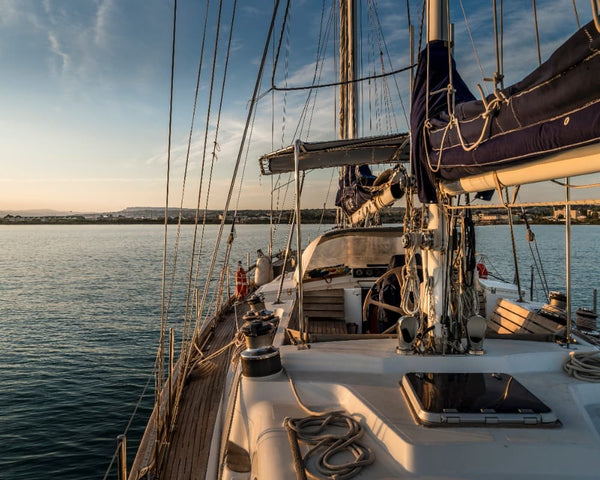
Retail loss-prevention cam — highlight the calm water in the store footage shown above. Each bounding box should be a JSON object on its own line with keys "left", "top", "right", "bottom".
{"left": 1, "top": 223, "right": 598, "bottom": 479}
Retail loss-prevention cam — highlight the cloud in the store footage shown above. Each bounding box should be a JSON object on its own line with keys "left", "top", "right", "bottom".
{"left": 94, "top": 0, "right": 114, "bottom": 46}
{"left": 47, "top": 30, "right": 70, "bottom": 74}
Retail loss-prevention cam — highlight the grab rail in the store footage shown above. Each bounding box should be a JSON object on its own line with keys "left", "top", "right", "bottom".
{"left": 593, "top": 0, "right": 600, "bottom": 33}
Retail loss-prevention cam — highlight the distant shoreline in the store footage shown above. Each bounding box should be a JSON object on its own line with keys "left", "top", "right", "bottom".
{"left": 2, "top": 218, "right": 600, "bottom": 226}
{"left": 2, "top": 206, "right": 599, "bottom": 226}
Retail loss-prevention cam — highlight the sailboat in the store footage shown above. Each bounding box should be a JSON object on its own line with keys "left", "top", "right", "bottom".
{"left": 123, "top": 1, "right": 600, "bottom": 479}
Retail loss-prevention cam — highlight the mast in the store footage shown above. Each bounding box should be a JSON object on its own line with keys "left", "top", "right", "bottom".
{"left": 427, "top": 0, "right": 448, "bottom": 42}
{"left": 424, "top": 0, "right": 450, "bottom": 349}
{"left": 339, "top": 0, "right": 358, "bottom": 140}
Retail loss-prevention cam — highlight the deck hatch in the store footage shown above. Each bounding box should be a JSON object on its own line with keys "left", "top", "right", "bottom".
{"left": 401, "top": 372, "right": 559, "bottom": 427}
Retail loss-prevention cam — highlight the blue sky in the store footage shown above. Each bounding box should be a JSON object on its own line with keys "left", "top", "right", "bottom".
{"left": 0, "top": 0, "right": 594, "bottom": 212}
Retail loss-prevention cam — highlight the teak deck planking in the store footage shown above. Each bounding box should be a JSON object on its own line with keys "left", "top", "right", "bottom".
{"left": 158, "top": 304, "right": 247, "bottom": 480}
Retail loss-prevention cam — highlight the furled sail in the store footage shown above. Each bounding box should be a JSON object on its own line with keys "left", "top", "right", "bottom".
{"left": 412, "top": 20, "right": 600, "bottom": 203}
{"left": 336, "top": 166, "right": 407, "bottom": 223}
{"left": 335, "top": 164, "right": 376, "bottom": 216}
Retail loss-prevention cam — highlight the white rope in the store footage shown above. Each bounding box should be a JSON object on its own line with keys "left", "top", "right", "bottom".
{"left": 401, "top": 246, "right": 421, "bottom": 316}
{"left": 563, "top": 351, "right": 600, "bottom": 382}
{"left": 282, "top": 368, "right": 375, "bottom": 480}
{"left": 425, "top": 84, "right": 506, "bottom": 175}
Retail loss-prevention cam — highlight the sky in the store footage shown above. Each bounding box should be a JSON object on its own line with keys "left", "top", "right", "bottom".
{"left": 0, "top": 0, "right": 595, "bottom": 213}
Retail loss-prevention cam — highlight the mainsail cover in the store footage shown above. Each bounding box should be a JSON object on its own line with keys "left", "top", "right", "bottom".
{"left": 335, "top": 165, "right": 377, "bottom": 217}
{"left": 411, "top": 20, "right": 600, "bottom": 203}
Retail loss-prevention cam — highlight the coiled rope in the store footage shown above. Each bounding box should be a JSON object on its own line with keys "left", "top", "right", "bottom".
{"left": 563, "top": 351, "right": 600, "bottom": 382}
{"left": 283, "top": 368, "right": 375, "bottom": 480}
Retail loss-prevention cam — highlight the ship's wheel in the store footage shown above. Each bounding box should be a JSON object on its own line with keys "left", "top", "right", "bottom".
{"left": 362, "top": 266, "right": 407, "bottom": 333}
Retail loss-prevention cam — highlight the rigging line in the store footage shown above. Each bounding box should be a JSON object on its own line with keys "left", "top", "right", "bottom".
{"left": 158, "top": 0, "right": 177, "bottom": 412}
{"left": 193, "top": 0, "right": 240, "bottom": 344}
{"left": 205, "top": 0, "right": 238, "bottom": 225}
{"left": 446, "top": 0, "right": 453, "bottom": 117}
{"left": 193, "top": 0, "right": 283, "bottom": 341}
{"left": 179, "top": 0, "right": 212, "bottom": 357}
{"left": 318, "top": 168, "right": 337, "bottom": 235}
{"left": 188, "top": 0, "right": 225, "bottom": 304}
{"left": 551, "top": 179, "right": 600, "bottom": 189}
{"left": 417, "top": 0, "right": 426, "bottom": 54}
{"left": 271, "top": 0, "right": 292, "bottom": 92}
{"left": 532, "top": 0, "right": 542, "bottom": 66}
{"left": 572, "top": 0, "right": 581, "bottom": 28}
{"left": 289, "top": 1, "right": 327, "bottom": 141}
{"left": 367, "top": 0, "right": 407, "bottom": 129}
{"left": 180, "top": 0, "right": 223, "bottom": 366}
{"left": 503, "top": 186, "right": 524, "bottom": 302}
{"left": 360, "top": 0, "right": 365, "bottom": 136}
{"left": 234, "top": 91, "right": 260, "bottom": 215}
{"left": 492, "top": 0, "right": 502, "bottom": 89}
{"left": 304, "top": 41, "right": 330, "bottom": 138}
{"left": 516, "top": 191, "right": 550, "bottom": 296}
{"left": 333, "top": 0, "right": 338, "bottom": 137}
{"left": 195, "top": 0, "right": 240, "bottom": 336}
{"left": 445, "top": 198, "right": 600, "bottom": 209}
{"left": 176, "top": 0, "right": 229, "bottom": 421}
{"left": 295, "top": 0, "right": 333, "bottom": 140}
{"left": 458, "top": 0, "right": 488, "bottom": 95}
{"left": 500, "top": 0, "right": 504, "bottom": 88}
{"left": 265, "top": 63, "right": 415, "bottom": 94}
{"left": 274, "top": 174, "right": 294, "bottom": 242}
{"left": 522, "top": 216, "right": 550, "bottom": 298}
{"left": 281, "top": 1, "right": 291, "bottom": 147}
{"left": 102, "top": 363, "right": 157, "bottom": 480}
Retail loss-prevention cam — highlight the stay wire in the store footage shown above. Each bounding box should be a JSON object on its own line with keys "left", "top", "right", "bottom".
{"left": 193, "top": 0, "right": 236, "bottom": 339}
{"left": 271, "top": 0, "right": 292, "bottom": 93}
{"left": 532, "top": 0, "right": 542, "bottom": 66}
{"left": 458, "top": 0, "right": 488, "bottom": 94}
{"left": 196, "top": 0, "right": 239, "bottom": 335}
{"left": 179, "top": 0, "right": 224, "bottom": 393}
{"left": 294, "top": 0, "right": 333, "bottom": 141}
{"left": 102, "top": 364, "right": 156, "bottom": 480}
{"left": 193, "top": 0, "right": 283, "bottom": 343}
{"left": 157, "top": 0, "right": 178, "bottom": 433}
{"left": 179, "top": 0, "right": 212, "bottom": 364}
{"left": 368, "top": 0, "right": 408, "bottom": 129}
{"left": 572, "top": 0, "right": 581, "bottom": 28}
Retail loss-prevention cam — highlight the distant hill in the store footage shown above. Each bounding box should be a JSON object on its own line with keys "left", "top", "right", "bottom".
{"left": 0, "top": 209, "right": 84, "bottom": 217}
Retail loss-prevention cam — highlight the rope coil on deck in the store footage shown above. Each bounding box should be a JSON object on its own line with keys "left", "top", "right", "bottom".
{"left": 563, "top": 351, "right": 600, "bottom": 382}
{"left": 284, "top": 413, "right": 374, "bottom": 480}
{"left": 283, "top": 368, "right": 375, "bottom": 480}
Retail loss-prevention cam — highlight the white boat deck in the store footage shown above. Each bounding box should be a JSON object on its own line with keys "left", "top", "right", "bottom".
{"left": 224, "top": 337, "right": 600, "bottom": 479}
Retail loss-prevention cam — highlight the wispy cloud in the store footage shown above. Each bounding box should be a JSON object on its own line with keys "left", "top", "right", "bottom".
{"left": 94, "top": 0, "right": 114, "bottom": 46}
{"left": 47, "top": 30, "right": 70, "bottom": 74}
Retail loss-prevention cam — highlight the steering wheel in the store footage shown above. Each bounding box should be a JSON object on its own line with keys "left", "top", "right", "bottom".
{"left": 362, "top": 266, "right": 407, "bottom": 332}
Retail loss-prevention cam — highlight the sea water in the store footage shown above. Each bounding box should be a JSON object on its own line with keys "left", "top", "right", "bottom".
{"left": 1, "top": 223, "right": 598, "bottom": 479}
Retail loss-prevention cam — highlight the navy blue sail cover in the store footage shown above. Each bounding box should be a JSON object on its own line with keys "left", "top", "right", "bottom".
{"left": 335, "top": 165, "right": 376, "bottom": 216}
{"left": 411, "top": 21, "right": 600, "bottom": 203}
